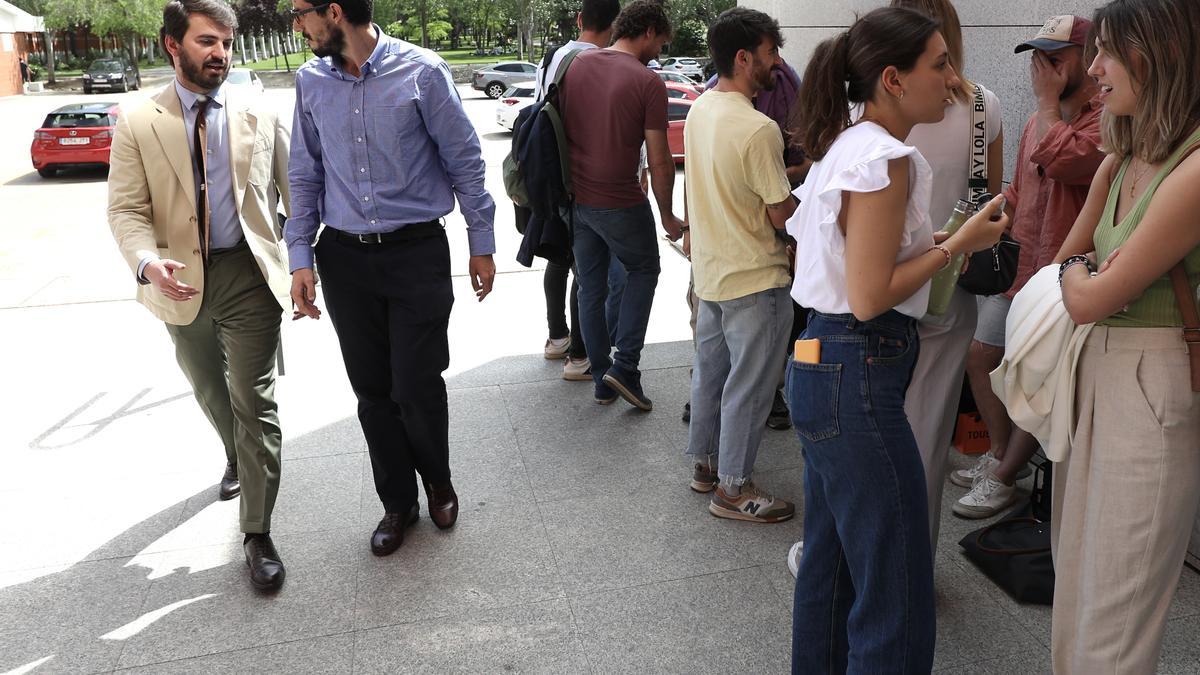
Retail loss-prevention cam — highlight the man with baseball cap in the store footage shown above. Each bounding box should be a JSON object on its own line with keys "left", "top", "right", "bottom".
{"left": 958, "top": 15, "right": 1105, "bottom": 518}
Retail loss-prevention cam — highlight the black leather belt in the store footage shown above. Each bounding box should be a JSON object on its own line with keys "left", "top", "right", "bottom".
{"left": 326, "top": 220, "right": 442, "bottom": 245}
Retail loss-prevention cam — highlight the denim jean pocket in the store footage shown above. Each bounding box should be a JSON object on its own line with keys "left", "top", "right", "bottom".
{"left": 787, "top": 361, "right": 842, "bottom": 443}
{"left": 869, "top": 333, "right": 914, "bottom": 366}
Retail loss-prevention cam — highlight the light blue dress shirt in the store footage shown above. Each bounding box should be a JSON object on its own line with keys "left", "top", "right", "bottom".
{"left": 286, "top": 28, "right": 496, "bottom": 272}
{"left": 174, "top": 79, "right": 243, "bottom": 250}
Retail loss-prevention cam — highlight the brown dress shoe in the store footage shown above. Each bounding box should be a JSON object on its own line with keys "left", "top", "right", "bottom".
{"left": 424, "top": 480, "right": 459, "bottom": 530}
{"left": 243, "top": 534, "right": 285, "bottom": 592}
{"left": 218, "top": 463, "right": 240, "bottom": 501}
{"left": 370, "top": 504, "right": 419, "bottom": 556}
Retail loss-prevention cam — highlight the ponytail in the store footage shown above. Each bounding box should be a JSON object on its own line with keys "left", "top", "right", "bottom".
{"left": 788, "top": 7, "right": 940, "bottom": 161}
{"left": 792, "top": 32, "right": 852, "bottom": 161}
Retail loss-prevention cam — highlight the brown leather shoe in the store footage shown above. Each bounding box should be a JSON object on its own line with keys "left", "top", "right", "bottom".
{"left": 243, "top": 534, "right": 285, "bottom": 592}
{"left": 424, "top": 480, "right": 459, "bottom": 530}
{"left": 370, "top": 504, "right": 419, "bottom": 556}
{"left": 218, "top": 463, "right": 240, "bottom": 501}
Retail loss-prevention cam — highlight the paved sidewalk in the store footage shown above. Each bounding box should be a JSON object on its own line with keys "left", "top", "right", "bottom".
{"left": 2, "top": 81, "right": 1198, "bottom": 675}
{"left": 5, "top": 326, "right": 1200, "bottom": 673}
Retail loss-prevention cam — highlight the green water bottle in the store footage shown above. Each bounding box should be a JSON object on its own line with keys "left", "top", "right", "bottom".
{"left": 926, "top": 199, "right": 976, "bottom": 316}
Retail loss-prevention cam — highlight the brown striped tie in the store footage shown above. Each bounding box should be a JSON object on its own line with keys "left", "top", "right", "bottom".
{"left": 193, "top": 95, "right": 211, "bottom": 261}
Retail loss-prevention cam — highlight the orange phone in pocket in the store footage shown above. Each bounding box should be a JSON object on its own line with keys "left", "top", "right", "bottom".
{"left": 794, "top": 338, "right": 821, "bottom": 364}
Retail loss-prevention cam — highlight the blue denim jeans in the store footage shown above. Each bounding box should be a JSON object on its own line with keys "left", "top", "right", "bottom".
{"left": 787, "top": 310, "right": 934, "bottom": 675}
{"left": 572, "top": 201, "right": 660, "bottom": 383}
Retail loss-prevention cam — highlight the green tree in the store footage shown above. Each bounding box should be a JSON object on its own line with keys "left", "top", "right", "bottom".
{"left": 9, "top": 0, "right": 58, "bottom": 83}
{"left": 41, "top": 0, "right": 160, "bottom": 72}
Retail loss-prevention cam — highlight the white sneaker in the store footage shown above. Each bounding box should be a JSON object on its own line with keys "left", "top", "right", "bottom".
{"left": 950, "top": 450, "right": 999, "bottom": 488}
{"left": 562, "top": 356, "right": 591, "bottom": 381}
{"left": 952, "top": 471, "right": 1017, "bottom": 519}
{"left": 544, "top": 337, "right": 570, "bottom": 360}
{"left": 787, "top": 540, "right": 804, "bottom": 579}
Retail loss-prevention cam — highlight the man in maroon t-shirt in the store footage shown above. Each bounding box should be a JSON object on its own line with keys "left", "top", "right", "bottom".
{"left": 561, "top": 0, "right": 685, "bottom": 411}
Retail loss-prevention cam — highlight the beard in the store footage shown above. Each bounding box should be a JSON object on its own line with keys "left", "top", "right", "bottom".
{"left": 307, "top": 25, "right": 346, "bottom": 58}
{"left": 756, "top": 64, "right": 776, "bottom": 91}
{"left": 179, "top": 47, "right": 228, "bottom": 90}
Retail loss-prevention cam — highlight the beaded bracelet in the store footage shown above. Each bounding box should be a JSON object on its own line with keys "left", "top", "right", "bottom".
{"left": 929, "top": 244, "right": 952, "bottom": 271}
{"left": 1058, "top": 254, "right": 1096, "bottom": 285}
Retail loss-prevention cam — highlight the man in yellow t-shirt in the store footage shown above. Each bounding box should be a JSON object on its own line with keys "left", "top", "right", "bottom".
{"left": 683, "top": 7, "right": 798, "bottom": 523}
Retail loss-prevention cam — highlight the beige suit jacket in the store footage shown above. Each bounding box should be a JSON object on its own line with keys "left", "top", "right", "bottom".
{"left": 107, "top": 84, "right": 292, "bottom": 325}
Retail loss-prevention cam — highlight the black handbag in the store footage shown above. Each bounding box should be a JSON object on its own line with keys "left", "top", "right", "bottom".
{"left": 958, "top": 456, "right": 1055, "bottom": 604}
{"left": 956, "top": 83, "right": 1021, "bottom": 297}
{"left": 957, "top": 233, "right": 1020, "bottom": 296}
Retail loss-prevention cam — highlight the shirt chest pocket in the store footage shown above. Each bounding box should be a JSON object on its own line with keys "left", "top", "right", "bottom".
{"left": 368, "top": 103, "right": 420, "bottom": 187}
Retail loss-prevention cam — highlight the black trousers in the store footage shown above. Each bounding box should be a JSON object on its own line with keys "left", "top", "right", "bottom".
{"left": 544, "top": 258, "right": 587, "bottom": 359}
{"left": 315, "top": 226, "right": 454, "bottom": 513}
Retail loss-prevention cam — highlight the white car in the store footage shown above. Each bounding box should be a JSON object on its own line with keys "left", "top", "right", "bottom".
{"left": 659, "top": 57, "right": 704, "bottom": 81}
{"left": 495, "top": 81, "right": 536, "bottom": 132}
{"left": 225, "top": 68, "right": 265, "bottom": 94}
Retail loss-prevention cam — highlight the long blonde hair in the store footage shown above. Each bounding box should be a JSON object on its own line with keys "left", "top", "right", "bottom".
{"left": 890, "top": 0, "right": 974, "bottom": 103}
{"left": 1095, "top": 0, "right": 1200, "bottom": 162}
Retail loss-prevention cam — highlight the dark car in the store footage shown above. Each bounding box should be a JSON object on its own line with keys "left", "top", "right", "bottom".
{"left": 30, "top": 102, "right": 120, "bottom": 177}
{"left": 83, "top": 57, "right": 141, "bottom": 94}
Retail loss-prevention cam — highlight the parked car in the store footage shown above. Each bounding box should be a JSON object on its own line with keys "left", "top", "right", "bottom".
{"left": 665, "top": 82, "right": 700, "bottom": 101}
{"left": 224, "top": 68, "right": 265, "bottom": 94}
{"left": 30, "top": 102, "right": 120, "bottom": 177}
{"left": 666, "top": 99, "right": 692, "bottom": 163}
{"left": 495, "top": 81, "right": 536, "bottom": 132}
{"left": 472, "top": 61, "right": 537, "bottom": 99}
{"left": 83, "top": 57, "right": 140, "bottom": 94}
{"left": 657, "top": 70, "right": 704, "bottom": 92}
{"left": 646, "top": 59, "right": 661, "bottom": 70}
{"left": 659, "top": 57, "right": 704, "bottom": 81}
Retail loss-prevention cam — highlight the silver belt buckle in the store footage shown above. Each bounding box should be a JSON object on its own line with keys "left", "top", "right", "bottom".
{"left": 356, "top": 232, "right": 383, "bottom": 244}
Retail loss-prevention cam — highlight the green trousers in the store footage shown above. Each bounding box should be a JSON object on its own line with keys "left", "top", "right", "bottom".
{"left": 165, "top": 242, "right": 282, "bottom": 533}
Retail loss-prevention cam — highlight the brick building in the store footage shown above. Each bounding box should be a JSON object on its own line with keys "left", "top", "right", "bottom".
{"left": 0, "top": 0, "right": 42, "bottom": 97}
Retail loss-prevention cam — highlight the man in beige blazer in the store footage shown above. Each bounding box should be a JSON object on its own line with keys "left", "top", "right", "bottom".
{"left": 107, "top": 0, "right": 291, "bottom": 591}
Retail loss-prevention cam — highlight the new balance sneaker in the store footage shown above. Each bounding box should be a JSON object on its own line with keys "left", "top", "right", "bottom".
{"left": 594, "top": 379, "right": 618, "bottom": 405}
{"left": 709, "top": 483, "right": 795, "bottom": 523}
{"left": 952, "top": 471, "right": 1017, "bottom": 519}
{"left": 766, "top": 390, "right": 791, "bottom": 430}
{"left": 787, "top": 540, "right": 804, "bottom": 579}
{"left": 950, "top": 450, "right": 999, "bottom": 488}
{"left": 563, "top": 357, "right": 591, "bottom": 381}
{"left": 603, "top": 368, "right": 652, "bottom": 411}
{"left": 690, "top": 462, "right": 717, "bottom": 493}
{"left": 544, "top": 337, "right": 570, "bottom": 360}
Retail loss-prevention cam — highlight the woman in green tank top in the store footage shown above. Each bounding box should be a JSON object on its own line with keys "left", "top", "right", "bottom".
{"left": 1049, "top": 0, "right": 1200, "bottom": 672}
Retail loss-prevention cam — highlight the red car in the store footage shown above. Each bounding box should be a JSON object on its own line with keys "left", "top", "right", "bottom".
{"left": 30, "top": 102, "right": 120, "bottom": 178}
{"left": 665, "top": 82, "right": 700, "bottom": 101}
{"left": 666, "top": 99, "right": 692, "bottom": 163}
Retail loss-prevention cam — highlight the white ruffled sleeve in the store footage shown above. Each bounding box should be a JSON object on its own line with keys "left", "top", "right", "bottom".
{"left": 813, "top": 144, "right": 920, "bottom": 255}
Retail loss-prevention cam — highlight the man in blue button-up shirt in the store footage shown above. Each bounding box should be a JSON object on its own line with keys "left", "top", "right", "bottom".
{"left": 286, "top": 0, "right": 496, "bottom": 556}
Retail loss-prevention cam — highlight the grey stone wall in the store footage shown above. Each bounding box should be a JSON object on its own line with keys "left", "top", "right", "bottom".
{"left": 740, "top": 0, "right": 1107, "bottom": 182}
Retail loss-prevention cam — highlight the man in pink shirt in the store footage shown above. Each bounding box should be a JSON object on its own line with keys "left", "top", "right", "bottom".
{"left": 958, "top": 15, "right": 1104, "bottom": 518}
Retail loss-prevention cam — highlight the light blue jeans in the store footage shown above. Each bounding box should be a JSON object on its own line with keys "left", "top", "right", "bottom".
{"left": 686, "top": 285, "right": 792, "bottom": 485}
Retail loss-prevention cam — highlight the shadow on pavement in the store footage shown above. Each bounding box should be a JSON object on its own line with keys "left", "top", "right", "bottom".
{"left": 0, "top": 486, "right": 217, "bottom": 673}
{"left": 5, "top": 167, "right": 109, "bottom": 186}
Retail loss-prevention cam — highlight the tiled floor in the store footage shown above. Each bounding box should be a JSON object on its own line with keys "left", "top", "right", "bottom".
{"left": 3, "top": 342, "right": 1198, "bottom": 674}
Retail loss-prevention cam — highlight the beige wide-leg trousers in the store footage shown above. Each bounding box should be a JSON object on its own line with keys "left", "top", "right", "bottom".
{"left": 905, "top": 288, "right": 978, "bottom": 553}
{"left": 1052, "top": 326, "right": 1200, "bottom": 674}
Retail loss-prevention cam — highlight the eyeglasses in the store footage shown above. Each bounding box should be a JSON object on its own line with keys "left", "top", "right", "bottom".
{"left": 286, "top": 2, "right": 330, "bottom": 20}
